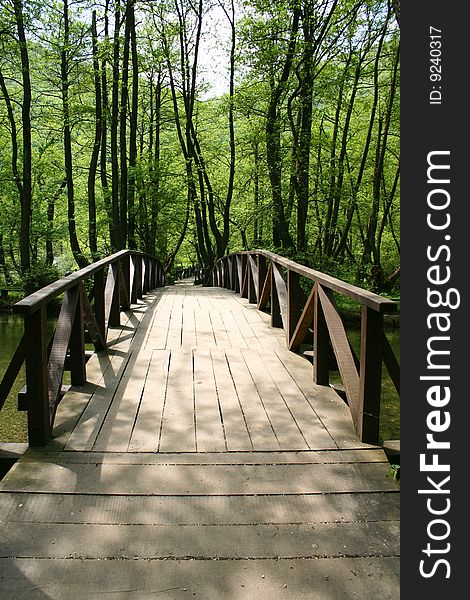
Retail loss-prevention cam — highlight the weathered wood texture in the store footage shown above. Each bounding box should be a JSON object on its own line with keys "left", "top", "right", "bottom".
{"left": 0, "top": 283, "right": 399, "bottom": 599}
{"left": 212, "top": 251, "right": 400, "bottom": 445}
{"left": 0, "top": 250, "right": 164, "bottom": 447}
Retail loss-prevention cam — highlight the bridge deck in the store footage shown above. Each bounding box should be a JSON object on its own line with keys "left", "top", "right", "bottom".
{"left": 0, "top": 282, "right": 399, "bottom": 599}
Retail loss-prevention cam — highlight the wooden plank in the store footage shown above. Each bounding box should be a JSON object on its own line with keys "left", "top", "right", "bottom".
{"left": 230, "top": 304, "right": 262, "bottom": 349}
{"left": 92, "top": 351, "right": 153, "bottom": 452}
{"left": 0, "top": 519, "right": 399, "bottom": 560}
{"left": 224, "top": 350, "right": 279, "bottom": 450}
{"left": 62, "top": 349, "right": 135, "bottom": 451}
{"left": 193, "top": 350, "right": 226, "bottom": 451}
{"left": 143, "top": 289, "right": 174, "bottom": 350}
{"left": 210, "top": 350, "right": 252, "bottom": 451}
{"left": 0, "top": 556, "right": 400, "bottom": 600}
{"left": 273, "top": 347, "right": 362, "bottom": 449}
{"left": 0, "top": 461, "right": 398, "bottom": 495}
{"left": 241, "top": 349, "right": 308, "bottom": 450}
{"left": 0, "top": 490, "right": 398, "bottom": 525}
{"left": 159, "top": 350, "right": 196, "bottom": 452}
{"left": 219, "top": 309, "right": 248, "bottom": 349}
{"left": 259, "top": 350, "right": 337, "bottom": 450}
{"left": 128, "top": 350, "right": 170, "bottom": 452}
{"left": 165, "top": 292, "right": 183, "bottom": 348}
{"left": 194, "top": 306, "right": 216, "bottom": 348}
{"left": 21, "top": 448, "right": 388, "bottom": 465}
{"left": 207, "top": 309, "right": 231, "bottom": 348}
{"left": 181, "top": 291, "right": 197, "bottom": 348}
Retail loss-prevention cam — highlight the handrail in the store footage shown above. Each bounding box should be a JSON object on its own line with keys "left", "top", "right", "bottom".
{"left": 212, "top": 250, "right": 399, "bottom": 444}
{"left": 0, "top": 250, "right": 165, "bottom": 446}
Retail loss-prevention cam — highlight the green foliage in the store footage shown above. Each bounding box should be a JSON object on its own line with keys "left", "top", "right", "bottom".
{"left": 21, "top": 262, "right": 62, "bottom": 295}
{"left": 0, "top": 0, "right": 400, "bottom": 297}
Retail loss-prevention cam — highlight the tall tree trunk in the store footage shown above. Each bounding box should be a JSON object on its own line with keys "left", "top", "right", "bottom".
{"left": 46, "top": 178, "right": 67, "bottom": 265}
{"left": 219, "top": 0, "right": 236, "bottom": 253}
{"left": 127, "top": 0, "right": 138, "bottom": 249}
{"left": 13, "top": 0, "right": 32, "bottom": 272}
{"left": 253, "top": 140, "right": 260, "bottom": 246}
{"left": 265, "top": 5, "right": 299, "bottom": 249}
{"left": 149, "top": 72, "right": 162, "bottom": 255}
{"left": 100, "top": 0, "right": 113, "bottom": 248}
{"left": 111, "top": 0, "right": 122, "bottom": 249}
{"left": 62, "top": 0, "right": 87, "bottom": 269}
{"left": 88, "top": 10, "right": 101, "bottom": 258}
{"left": 119, "top": 1, "right": 131, "bottom": 249}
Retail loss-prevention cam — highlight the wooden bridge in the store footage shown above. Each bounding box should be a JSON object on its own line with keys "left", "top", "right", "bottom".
{"left": 0, "top": 250, "right": 400, "bottom": 599}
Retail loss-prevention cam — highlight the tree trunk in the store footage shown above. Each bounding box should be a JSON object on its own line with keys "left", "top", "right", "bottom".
{"left": 119, "top": 1, "right": 131, "bottom": 249}
{"left": 265, "top": 6, "right": 299, "bottom": 250}
{"left": 13, "top": 0, "right": 32, "bottom": 272}
{"left": 127, "top": 0, "right": 138, "bottom": 250}
{"left": 62, "top": 0, "right": 87, "bottom": 269}
{"left": 88, "top": 10, "right": 101, "bottom": 258}
{"left": 111, "top": 0, "right": 122, "bottom": 250}
{"left": 100, "top": 0, "right": 113, "bottom": 247}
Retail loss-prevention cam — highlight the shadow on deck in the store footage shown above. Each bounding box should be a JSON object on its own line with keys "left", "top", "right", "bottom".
{"left": 0, "top": 284, "right": 399, "bottom": 599}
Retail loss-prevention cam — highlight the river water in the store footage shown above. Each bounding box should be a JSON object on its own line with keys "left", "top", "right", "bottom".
{"left": 0, "top": 313, "right": 27, "bottom": 442}
{"left": 0, "top": 313, "right": 400, "bottom": 444}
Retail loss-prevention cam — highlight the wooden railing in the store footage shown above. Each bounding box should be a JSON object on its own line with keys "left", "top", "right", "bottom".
{"left": 212, "top": 250, "right": 399, "bottom": 444}
{"left": 0, "top": 250, "right": 165, "bottom": 447}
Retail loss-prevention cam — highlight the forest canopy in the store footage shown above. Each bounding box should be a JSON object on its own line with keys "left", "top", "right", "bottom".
{"left": 0, "top": 0, "right": 399, "bottom": 293}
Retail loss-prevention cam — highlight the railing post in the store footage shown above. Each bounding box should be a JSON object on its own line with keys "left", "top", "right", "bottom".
{"left": 120, "top": 255, "right": 131, "bottom": 310}
{"left": 270, "top": 264, "right": 282, "bottom": 327}
{"left": 248, "top": 258, "right": 256, "bottom": 303}
{"left": 313, "top": 283, "right": 329, "bottom": 385}
{"left": 219, "top": 261, "right": 223, "bottom": 288}
{"left": 146, "top": 256, "right": 151, "bottom": 292}
{"left": 222, "top": 258, "right": 227, "bottom": 288}
{"left": 150, "top": 258, "right": 156, "bottom": 289}
{"left": 287, "top": 270, "right": 300, "bottom": 343}
{"left": 227, "top": 257, "right": 233, "bottom": 289}
{"left": 135, "top": 256, "right": 143, "bottom": 299}
{"left": 94, "top": 268, "right": 106, "bottom": 341}
{"left": 257, "top": 255, "right": 267, "bottom": 309}
{"left": 235, "top": 255, "right": 242, "bottom": 293}
{"left": 358, "top": 306, "right": 383, "bottom": 443}
{"left": 241, "top": 255, "right": 248, "bottom": 298}
{"left": 24, "top": 306, "right": 50, "bottom": 446}
{"left": 108, "top": 262, "right": 121, "bottom": 327}
{"left": 69, "top": 284, "right": 86, "bottom": 386}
